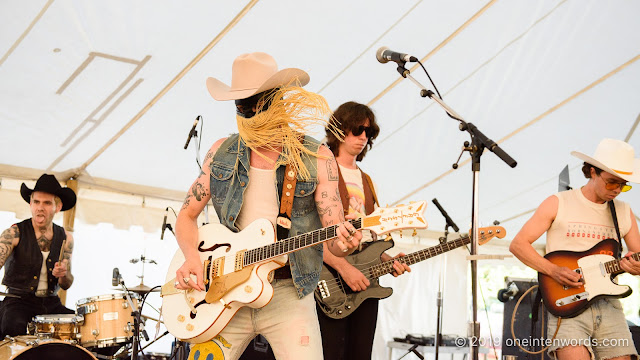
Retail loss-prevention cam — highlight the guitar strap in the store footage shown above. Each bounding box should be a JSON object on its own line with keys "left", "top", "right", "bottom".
{"left": 608, "top": 200, "right": 623, "bottom": 259}
{"left": 276, "top": 163, "right": 298, "bottom": 241}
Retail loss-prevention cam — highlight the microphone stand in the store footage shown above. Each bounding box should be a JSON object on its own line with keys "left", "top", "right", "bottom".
{"left": 434, "top": 224, "right": 450, "bottom": 360}
{"left": 186, "top": 116, "right": 209, "bottom": 224}
{"left": 392, "top": 62, "right": 517, "bottom": 360}
{"left": 397, "top": 344, "right": 425, "bottom": 360}
{"left": 114, "top": 273, "right": 143, "bottom": 360}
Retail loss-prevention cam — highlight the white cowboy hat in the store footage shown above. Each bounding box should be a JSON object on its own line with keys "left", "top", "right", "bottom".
{"left": 206, "top": 52, "right": 310, "bottom": 101}
{"left": 571, "top": 138, "right": 640, "bottom": 183}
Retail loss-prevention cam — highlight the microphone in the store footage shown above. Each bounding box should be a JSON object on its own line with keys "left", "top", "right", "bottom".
{"left": 160, "top": 207, "right": 168, "bottom": 240}
{"left": 376, "top": 46, "right": 418, "bottom": 64}
{"left": 432, "top": 198, "right": 460, "bottom": 233}
{"left": 112, "top": 267, "right": 120, "bottom": 287}
{"left": 183, "top": 115, "right": 202, "bottom": 150}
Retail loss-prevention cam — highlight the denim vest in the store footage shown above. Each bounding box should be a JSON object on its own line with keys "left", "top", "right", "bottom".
{"left": 2, "top": 219, "right": 65, "bottom": 295}
{"left": 210, "top": 134, "right": 324, "bottom": 298}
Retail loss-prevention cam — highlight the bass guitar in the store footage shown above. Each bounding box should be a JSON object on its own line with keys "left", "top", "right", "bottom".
{"left": 539, "top": 238, "right": 635, "bottom": 318}
{"left": 161, "top": 201, "right": 427, "bottom": 343}
{"left": 315, "top": 226, "right": 505, "bottom": 319}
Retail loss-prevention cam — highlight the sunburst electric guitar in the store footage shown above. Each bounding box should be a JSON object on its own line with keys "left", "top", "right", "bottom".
{"left": 539, "top": 238, "right": 637, "bottom": 318}
{"left": 315, "top": 226, "right": 505, "bottom": 319}
{"left": 161, "top": 201, "right": 428, "bottom": 343}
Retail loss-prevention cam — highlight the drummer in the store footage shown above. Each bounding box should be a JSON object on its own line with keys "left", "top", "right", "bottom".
{"left": 0, "top": 174, "right": 76, "bottom": 337}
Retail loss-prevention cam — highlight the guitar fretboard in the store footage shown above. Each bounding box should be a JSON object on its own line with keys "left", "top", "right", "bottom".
{"left": 604, "top": 252, "right": 640, "bottom": 274}
{"left": 243, "top": 218, "right": 363, "bottom": 265}
{"left": 367, "top": 236, "right": 471, "bottom": 278}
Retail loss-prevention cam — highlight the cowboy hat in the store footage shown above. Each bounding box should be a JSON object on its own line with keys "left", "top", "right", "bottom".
{"left": 20, "top": 174, "right": 77, "bottom": 211}
{"left": 571, "top": 138, "right": 640, "bottom": 183}
{"left": 206, "top": 52, "right": 310, "bottom": 101}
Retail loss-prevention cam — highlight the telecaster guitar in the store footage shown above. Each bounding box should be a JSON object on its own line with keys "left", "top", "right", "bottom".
{"left": 315, "top": 226, "right": 504, "bottom": 319}
{"left": 539, "top": 238, "right": 636, "bottom": 318}
{"left": 161, "top": 201, "right": 428, "bottom": 343}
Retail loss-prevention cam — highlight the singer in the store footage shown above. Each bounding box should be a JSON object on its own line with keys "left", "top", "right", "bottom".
{"left": 319, "top": 101, "right": 411, "bottom": 360}
{"left": 172, "top": 52, "right": 361, "bottom": 360}
{"left": 0, "top": 174, "right": 77, "bottom": 337}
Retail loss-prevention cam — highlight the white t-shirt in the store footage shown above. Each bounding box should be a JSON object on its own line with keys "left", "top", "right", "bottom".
{"left": 235, "top": 167, "right": 279, "bottom": 230}
{"left": 546, "top": 188, "right": 631, "bottom": 253}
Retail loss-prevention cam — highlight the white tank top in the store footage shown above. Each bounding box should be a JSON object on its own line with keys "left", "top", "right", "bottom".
{"left": 546, "top": 188, "right": 631, "bottom": 253}
{"left": 235, "top": 167, "right": 279, "bottom": 230}
{"left": 36, "top": 250, "right": 49, "bottom": 294}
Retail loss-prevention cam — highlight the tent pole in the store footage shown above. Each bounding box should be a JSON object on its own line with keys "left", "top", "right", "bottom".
{"left": 60, "top": 178, "right": 77, "bottom": 306}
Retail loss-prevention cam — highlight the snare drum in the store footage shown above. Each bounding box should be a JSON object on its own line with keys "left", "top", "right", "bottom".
{"left": 0, "top": 336, "right": 97, "bottom": 360}
{"left": 76, "top": 293, "right": 139, "bottom": 348}
{"left": 29, "top": 314, "right": 82, "bottom": 341}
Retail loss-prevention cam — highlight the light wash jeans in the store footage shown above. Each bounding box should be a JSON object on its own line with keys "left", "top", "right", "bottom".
{"left": 547, "top": 298, "right": 638, "bottom": 360}
{"left": 188, "top": 278, "right": 323, "bottom": 360}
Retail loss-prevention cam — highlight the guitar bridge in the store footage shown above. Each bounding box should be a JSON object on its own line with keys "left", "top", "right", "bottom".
{"left": 555, "top": 291, "right": 589, "bottom": 307}
{"left": 317, "top": 280, "right": 330, "bottom": 299}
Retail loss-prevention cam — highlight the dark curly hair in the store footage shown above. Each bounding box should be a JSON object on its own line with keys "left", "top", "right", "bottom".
{"left": 581, "top": 162, "right": 603, "bottom": 179}
{"left": 325, "top": 101, "right": 380, "bottom": 162}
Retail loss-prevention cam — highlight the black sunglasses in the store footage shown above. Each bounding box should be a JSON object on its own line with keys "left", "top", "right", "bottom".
{"left": 351, "top": 125, "right": 375, "bottom": 138}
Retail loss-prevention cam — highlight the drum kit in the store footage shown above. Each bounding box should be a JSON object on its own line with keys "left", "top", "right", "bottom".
{"left": 0, "top": 256, "right": 184, "bottom": 360}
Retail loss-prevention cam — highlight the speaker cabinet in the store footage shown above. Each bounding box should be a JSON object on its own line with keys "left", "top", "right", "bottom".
{"left": 500, "top": 277, "right": 551, "bottom": 360}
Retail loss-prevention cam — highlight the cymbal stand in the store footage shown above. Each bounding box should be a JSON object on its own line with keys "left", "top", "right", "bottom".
{"left": 130, "top": 254, "right": 157, "bottom": 289}
{"left": 390, "top": 62, "right": 517, "bottom": 360}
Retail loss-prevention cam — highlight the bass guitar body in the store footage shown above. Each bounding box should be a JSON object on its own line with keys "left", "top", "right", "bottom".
{"left": 316, "top": 240, "right": 394, "bottom": 319}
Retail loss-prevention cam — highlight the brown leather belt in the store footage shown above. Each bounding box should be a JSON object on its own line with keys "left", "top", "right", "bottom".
{"left": 273, "top": 265, "right": 292, "bottom": 279}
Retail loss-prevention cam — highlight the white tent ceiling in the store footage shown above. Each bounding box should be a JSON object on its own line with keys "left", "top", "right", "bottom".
{"left": 2, "top": 0, "right": 640, "bottom": 238}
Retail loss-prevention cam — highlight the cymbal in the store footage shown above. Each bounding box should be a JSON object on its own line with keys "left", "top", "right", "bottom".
{"left": 0, "top": 291, "right": 20, "bottom": 298}
{"left": 125, "top": 284, "right": 160, "bottom": 293}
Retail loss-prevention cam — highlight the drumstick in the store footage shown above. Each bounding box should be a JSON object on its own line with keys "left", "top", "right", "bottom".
{"left": 58, "top": 239, "right": 66, "bottom": 263}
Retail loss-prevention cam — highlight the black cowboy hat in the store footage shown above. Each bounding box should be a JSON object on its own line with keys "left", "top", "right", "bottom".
{"left": 20, "top": 174, "right": 77, "bottom": 211}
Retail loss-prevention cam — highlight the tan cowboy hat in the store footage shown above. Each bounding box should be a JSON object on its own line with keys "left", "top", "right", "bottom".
{"left": 206, "top": 52, "right": 310, "bottom": 101}
{"left": 571, "top": 138, "right": 640, "bottom": 183}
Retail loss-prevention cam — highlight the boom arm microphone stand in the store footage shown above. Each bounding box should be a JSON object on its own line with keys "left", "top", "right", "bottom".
{"left": 185, "top": 115, "right": 209, "bottom": 225}
{"left": 431, "top": 198, "right": 460, "bottom": 360}
{"left": 389, "top": 61, "right": 517, "bottom": 360}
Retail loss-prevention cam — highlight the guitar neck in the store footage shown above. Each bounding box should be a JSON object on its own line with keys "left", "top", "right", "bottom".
{"left": 367, "top": 235, "right": 471, "bottom": 279}
{"left": 244, "top": 218, "right": 363, "bottom": 265}
{"left": 605, "top": 252, "right": 640, "bottom": 275}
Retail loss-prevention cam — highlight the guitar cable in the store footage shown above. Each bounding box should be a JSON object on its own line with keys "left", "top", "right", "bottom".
{"left": 509, "top": 284, "right": 561, "bottom": 356}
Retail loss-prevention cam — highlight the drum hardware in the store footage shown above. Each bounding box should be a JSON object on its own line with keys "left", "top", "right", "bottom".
{"left": 0, "top": 335, "right": 97, "bottom": 359}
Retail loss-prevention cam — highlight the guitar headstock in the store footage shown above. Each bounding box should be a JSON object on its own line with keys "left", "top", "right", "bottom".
{"left": 476, "top": 226, "right": 506, "bottom": 245}
{"left": 362, "top": 201, "right": 428, "bottom": 235}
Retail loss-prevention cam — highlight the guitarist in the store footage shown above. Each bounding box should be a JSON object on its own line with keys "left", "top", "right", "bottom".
{"left": 319, "top": 101, "right": 411, "bottom": 360}
{"left": 509, "top": 138, "right": 640, "bottom": 360}
{"left": 172, "top": 52, "right": 362, "bottom": 360}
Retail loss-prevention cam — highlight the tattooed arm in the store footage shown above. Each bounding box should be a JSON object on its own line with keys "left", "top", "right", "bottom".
{"left": 54, "top": 231, "right": 74, "bottom": 289}
{"left": 0, "top": 225, "right": 19, "bottom": 270}
{"left": 174, "top": 138, "right": 224, "bottom": 291}
{"left": 315, "top": 145, "right": 361, "bottom": 257}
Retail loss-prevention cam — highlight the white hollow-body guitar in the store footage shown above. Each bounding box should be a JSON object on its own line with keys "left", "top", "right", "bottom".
{"left": 161, "top": 201, "right": 428, "bottom": 343}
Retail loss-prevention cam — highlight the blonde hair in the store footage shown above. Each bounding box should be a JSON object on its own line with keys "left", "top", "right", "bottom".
{"left": 236, "top": 85, "right": 343, "bottom": 180}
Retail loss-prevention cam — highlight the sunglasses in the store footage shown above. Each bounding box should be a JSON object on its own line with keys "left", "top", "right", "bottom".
{"left": 599, "top": 173, "right": 632, "bottom": 192}
{"left": 351, "top": 125, "right": 375, "bottom": 139}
